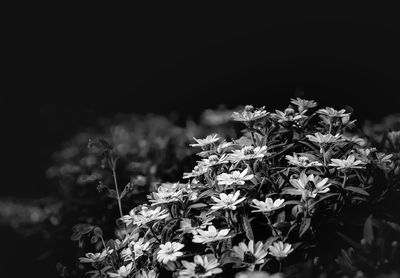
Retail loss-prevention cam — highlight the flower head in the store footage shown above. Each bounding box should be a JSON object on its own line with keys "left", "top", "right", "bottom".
{"left": 271, "top": 108, "right": 306, "bottom": 123}
{"left": 179, "top": 254, "right": 222, "bottom": 278}
{"left": 180, "top": 212, "right": 215, "bottom": 234}
{"left": 192, "top": 225, "right": 230, "bottom": 244}
{"left": 211, "top": 191, "right": 246, "bottom": 211}
{"left": 121, "top": 237, "right": 151, "bottom": 262}
{"left": 232, "top": 240, "right": 268, "bottom": 270}
{"left": 285, "top": 153, "right": 322, "bottom": 168}
{"left": 79, "top": 247, "right": 113, "bottom": 263}
{"left": 217, "top": 168, "right": 254, "bottom": 186}
{"left": 229, "top": 146, "right": 269, "bottom": 162}
{"left": 251, "top": 197, "right": 285, "bottom": 213}
{"left": 307, "top": 132, "right": 342, "bottom": 145}
{"left": 190, "top": 134, "right": 220, "bottom": 148}
{"left": 157, "top": 242, "right": 185, "bottom": 264}
{"left": 290, "top": 98, "right": 317, "bottom": 112}
{"left": 268, "top": 241, "right": 293, "bottom": 260}
{"left": 287, "top": 172, "right": 331, "bottom": 200}
{"left": 136, "top": 269, "right": 158, "bottom": 278}
{"left": 329, "top": 155, "right": 366, "bottom": 170}
{"left": 232, "top": 105, "right": 269, "bottom": 123}
{"left": 108, "top": 263, "right": 134, "bottom": 278}
{"left": 122, "top": 206, "right": 169, "bottom": 227}
{"left": 318, "top": 107, "right": 352, "bottom": 125}
{"left": 148, "top": 183, "right": 183, "bottom": 206}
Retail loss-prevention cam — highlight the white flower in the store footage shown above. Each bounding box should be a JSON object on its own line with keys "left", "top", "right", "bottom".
{"left": 122, "top": 206, "right": 169, "bottom": 227}
{"left": 121, "top": 237, "right": 151, "bottom": 262}
{"left": 190, "top": 134, "right": 220, "bottom": 148}
{"left": 179, "top": 212, "right": 214, "bottom": 234}
{"left": 108, "top": 263, "right": 134, "bottom": 278}
{"left": 329, "top": 155, "right": 366, "bottom": 170}
{"left": 290, "top": 98, "right": 317, "bottom": 112}
{"left": 136, "top": 269, "right": 158, "bottom": 278}
{"left": 232, "top": 240, "right": 268, "bottom": 270}
{"left": 229, "top": 146, "right": 269, "bottom": 162}
{"left": 251, "top": 197, "right": 285, "bottom": 213}
{"left": 183, "top": 164, "right": 208, "bottom": 179}
{"left": 157, "top": 242, "right": 185, "bottom": 264}
{"left": 192, "top": 225, "right": 230, "bottom": 244}
{"left": 306, "top": 132, "right": 342, "bottom": 145}
{"left": 236, "top": 271, "right": 284, "bottom": 278}
{"left": 285, "top": 153, "right": 322, "bottom": 168}
{"left": 318, "top": 107, "right": 352, "bottom": 125}
{"left": 268, "top": 241, "right": 293, "bottom": 260}
{"left": 179, "top": 254, "right": 222, "bottom": 278}
{"left": 211, "top": 191, "right": 246, "bottom": 211}
{"left": 217, "top": 168, "right": 254, "bottom": 186}
{"left": 232, "top": 105, "right": 269, "bottom": 122}
{"left": 271, "top": 108, "right": 306, "bottom": 123}
{"left": 200, "top": 154, "right": 229, "bottom": 168}
{"left": 79, "top": 247, "right": 113, "bottom": 263}
{"left": 287, "top": 172, "right": 330, "bottom": 200}
{"left": 148, "top": 183, "right": 183, "bottom": 206}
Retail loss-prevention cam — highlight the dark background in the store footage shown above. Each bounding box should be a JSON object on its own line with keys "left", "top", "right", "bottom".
{"left": 1, "top": 7, "right": 400, "bottom": 277}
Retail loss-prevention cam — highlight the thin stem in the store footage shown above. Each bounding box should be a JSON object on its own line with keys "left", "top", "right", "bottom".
{"left": 149, "top": 225, "right": 161, "bottom": 243}
{"left": 111, "top": 156, "right": 123, "bottom": 218}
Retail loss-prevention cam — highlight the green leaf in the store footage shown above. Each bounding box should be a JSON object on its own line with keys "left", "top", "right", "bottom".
{"left": 241, "top": 214, "right": 254, "bottom": 241}
{"left": 345, "top": 186, "right": 369, "bottom": 196}
{"left": 363, "top": 215, "right": 374, "bottom": 245}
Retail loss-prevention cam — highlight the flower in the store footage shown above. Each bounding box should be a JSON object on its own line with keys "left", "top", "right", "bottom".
{"left": 217, "top": 168, "right": 254, "bottom": 186}
{"left": 229, "top": 146, "right": 269, "bottom": 162}
{"left": 190, "top": 134, "right": 220, "bottom": 148}
{"left": 285, "top": 153, "right": 322, "bottom": 168}
{"left": 268, "top": 241, "right": 293, "bottom": 259}
{"left": 318, "top": 107, "right": 352, "bottom": 125}
{"left": 211, "top": 191, "right": 246, "bottom": 211}
{"left": 179, "top": 254, "right": 222, "bottom": 278}
{"left": 200, "top": 154, "right": 230, "bottom": 168}
{"left": 251, "top": 197, "right": 285, "bottom": 213}
{"left": 232, "top": 105, "right": 269, "bottom": 122}
{"left": 183, "top": 164, "right": 209, "bottom": 179}
{"left": 329, "top": 155, "right": 366, "bottom": 170}
{"left": 192, "top": 225, "right": 230, "bottom": 244}
{"left": 287, "top": 172, "right": 331, "bottom": 200}
{"left": 306, "top": 132, "right": 342, "bottom": 145}
{"left": 136, "top": 269, "right": 158, "bottom": 278}
{"left": 271, "top": 108, "right": 306, "bottom": 123}
{"left": 121, "top": 237, "right": 151, "bottom": 262}
{"left": 122, "top": 206, "right": 169, "bottom": 227}
{"left": 236, "top": 271, "right": 284, "bottom": 278}
{"left": 232, "top": 240, "right": 268, "bottom": 270}
{"left": 108, "top": 263, "right": 134, "bottom": 278}
{"left": 290, "top": 98, "right": 317, "bottom": 112}
{"left": 148, "top": 183, "right": 183, "bottom": 206}
{"left": 79, "top": 247, "right": 113, "bottom": 263}
{"left": 179, "top": 212, "right": 215, "bottom": 234}
{"left": 157, "top": 242, "right": 185, "bottom": 264}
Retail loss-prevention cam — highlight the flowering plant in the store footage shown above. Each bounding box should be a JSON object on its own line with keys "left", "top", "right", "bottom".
{"left": 75, "top": 101, "right": 399, "bottom": 278}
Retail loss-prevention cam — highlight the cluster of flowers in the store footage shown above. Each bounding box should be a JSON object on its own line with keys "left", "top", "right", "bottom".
{"left": 77, "top": 99, "right": 399, "bottom": 278}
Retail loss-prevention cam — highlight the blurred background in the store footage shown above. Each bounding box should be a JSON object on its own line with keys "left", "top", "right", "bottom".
{"left": 2, "top": 7, "right": 400, "bottom": 278}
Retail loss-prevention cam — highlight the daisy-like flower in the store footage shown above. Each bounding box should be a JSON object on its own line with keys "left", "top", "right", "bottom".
{"left": 251, "top": 197, "right": 285, "bottom": 213}
{"left": 217, "top": 168, "right": 254, "bottom": 186}
{"left": 211, "top": 191, "right": 246, "bottom": 211}
{"left": 190, "top": 134, "right": 220, "bottom": 148}
{"left": 200, "top": 154, "right": 229, "bottom": 168}
{"left": 179, "top": 212, "right": 215, "bottom": 234}
{"left": 183, "top": 164, "right": 209, "bottom": 179}
{"left": 228, "top": 146, "right": 269, "bottom": 162}
{"left": 287, "top": 172, "right": 331, "bottom": 200}
{"left": 285, "top": 153, "right": 322, "bottom": 168}
{"left": 268, "top": 241, "right": 293, "bottom": 260}
{"left": 232, "top": 105, "right": 269, "bottom": 123}
{"left": 121, "top": 237, "right": 151, "bottom": 262}
{"left": 148, "top": 183, "right": 183, "bottom": 206}
{"left": 108, "top": 263, "right": 134, "bottom": 278}
{"left": 79, "top": 247, "right": 113, "bottom": 263}
{"left": 306, "top": 132, "right": 342, "bottom": 145}
{"left": 271, "top": 108, "right": 306, "bottom": 123}
{"left": 329, "top": 155, "right": 366, "bottom": 170}
{"left": 179, "top": 254, "right": 222, "bottom": 278}
{"left": 157, "top": 242, "right": 185, "bottom": 264}
{"left": 192, "top": 225, "right": 230, "bottom": 244}
{"left": 232, "top": 240, "right": 269, "bottom": 270}
{"left": 236, "top": 271, "right": 284, "bottom": 278}
{"left": 136, "top": 269, "right": 158, "bottom": 278}
{"left": 290, "top": 98, "right": 317, "bottom": 112}
{"left": 122, "top": 206, "right": 169, "bottom": 227}
{"left": 318, "top": 107, "right": 352, "bottom": 125}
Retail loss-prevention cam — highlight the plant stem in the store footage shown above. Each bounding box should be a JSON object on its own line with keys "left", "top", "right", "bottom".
{"left": 111, "top": 156, "right": 123, "bottom": 218}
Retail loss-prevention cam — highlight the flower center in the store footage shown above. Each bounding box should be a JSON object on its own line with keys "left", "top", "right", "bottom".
{"left": 243, "top": 251, "right": 256, "bottom": 264}
{"left": 194, "top": 264, "right": 206, "bottom": 274}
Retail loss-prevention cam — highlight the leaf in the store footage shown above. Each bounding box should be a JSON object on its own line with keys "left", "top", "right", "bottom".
{"left": 219, "top": 256, "right": 242, "bottom": 266}
{"left": 299, "top": 218, "right": 311, "bottom": 237}
{"left": 241, "top": 214, "right": 254, "bottom": 241}
{"left": 188, "top": 203, "right": 208, "bottom": 210}
{"left": 363, "top": 215, "right": 374, "bottom": 245}
{"left": 309, "top": 193, "right": 339, "bottom": 210}
{"left": 345, "top": 186, "right": 369, "bottom": 196}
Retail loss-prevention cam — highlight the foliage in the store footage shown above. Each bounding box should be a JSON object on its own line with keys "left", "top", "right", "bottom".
{"left": 72, "top": 100, "right": 400, "bottom": 278}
